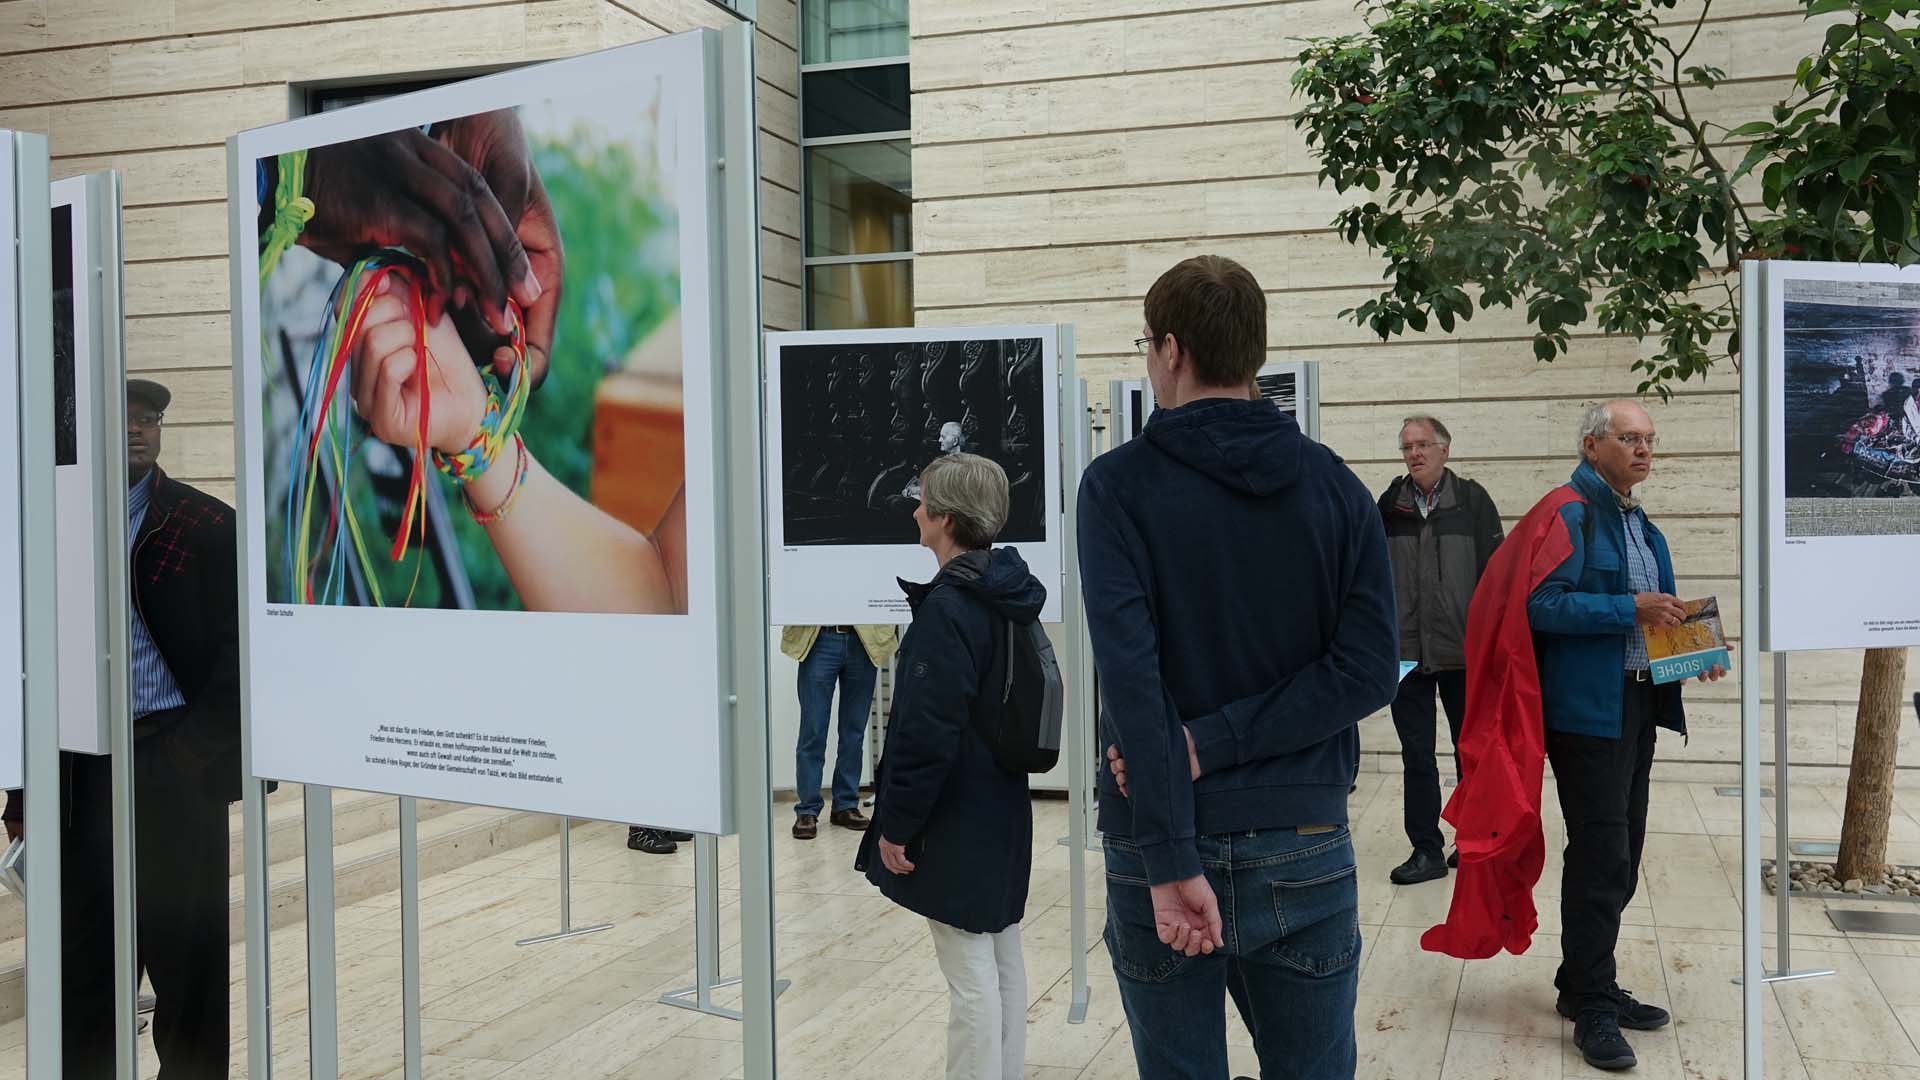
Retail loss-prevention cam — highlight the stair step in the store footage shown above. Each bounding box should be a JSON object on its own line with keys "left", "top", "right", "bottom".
{"left": 0, "top": 803, "right": 560, "bottom": 1022}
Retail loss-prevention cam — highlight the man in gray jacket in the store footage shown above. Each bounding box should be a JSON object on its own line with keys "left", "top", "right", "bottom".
{"left": 1378, "top": 415, "right": 1504, "bottom": 884}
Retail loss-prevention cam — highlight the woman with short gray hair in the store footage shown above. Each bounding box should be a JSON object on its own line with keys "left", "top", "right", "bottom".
{"left": 857, "top": 452, "right": 1047, "bottom": 1080}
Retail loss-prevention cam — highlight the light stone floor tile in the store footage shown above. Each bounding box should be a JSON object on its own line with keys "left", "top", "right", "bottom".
{"left": 1355, "top": 994, "right": 1456, "bottom": 1080}
{"left": 1438, "top": 1029, "right": 1565, "bottom": 1079}
{"left": 1772, "top": 954, "right": 1920, "bottom": 1067}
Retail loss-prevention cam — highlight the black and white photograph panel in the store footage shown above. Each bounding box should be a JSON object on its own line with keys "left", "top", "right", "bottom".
{"left": 1254, "top": 363, "right": 1299, "bottom": 418}
{"left": 52, "top": 202, "right": 76, "bottom": 468}
{"left": 1782, "top": 276, "right": 1920, "bottom": 537}
{"left": 778, "top": 335, "right": 1047, "bottom": 546}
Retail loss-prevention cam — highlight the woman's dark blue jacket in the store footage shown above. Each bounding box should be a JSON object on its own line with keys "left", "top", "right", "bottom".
{"left": 857, "top": 546, "right": 1047, "bottom": 934}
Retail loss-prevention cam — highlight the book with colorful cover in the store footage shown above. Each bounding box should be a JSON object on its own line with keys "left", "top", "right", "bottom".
{"left": 1644, "top": 597, "right": 1731, "bottom": 684}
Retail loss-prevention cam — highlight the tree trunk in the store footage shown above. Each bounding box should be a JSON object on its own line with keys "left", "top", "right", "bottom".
{"left": 1835, "top": 647, "right": 1908, "bottom": 883}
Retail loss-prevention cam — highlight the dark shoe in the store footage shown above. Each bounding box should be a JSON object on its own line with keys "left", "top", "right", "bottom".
{"left": 626, "top": 827, "right": 677, "bottom": 854}
{"left": 1390, "top": 848, "right": 1448, "bottom": 885}
{"left": 792, "top": 815, "right": 818, "bottom": 840}
{"left": 1446, "top": 848, "right": 1459, "bottom": 869}
{"left": 1558, "top": 985, "right": 1670, "bottom": 1031}
{"left": 1573, "top": 1010, "right": 1637, "bottom": 1071}
{"left": 829, "top": 808, "right": 870, "bottom": 832}
{"left": 665, "top": 831, "right": 694, "bottom": 842}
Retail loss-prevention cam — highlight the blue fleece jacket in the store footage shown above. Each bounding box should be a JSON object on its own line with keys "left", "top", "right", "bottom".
{"left": 1527, "top": 460, "right": 1689, "bottom": 740}
{"left": 1076, "top": 396, "right": 1401, "bottom": 885}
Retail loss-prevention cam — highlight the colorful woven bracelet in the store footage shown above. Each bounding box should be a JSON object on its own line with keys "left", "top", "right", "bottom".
{"left": 466, "top": 435, "right": 530, "bottom": 526}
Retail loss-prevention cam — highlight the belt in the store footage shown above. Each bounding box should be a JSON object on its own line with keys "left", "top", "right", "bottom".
{"left": 826, "top": 625, "right": 856, "bottom": 635}
{"left": 1627, "top": 669, "right": 1652, "bottom": 683}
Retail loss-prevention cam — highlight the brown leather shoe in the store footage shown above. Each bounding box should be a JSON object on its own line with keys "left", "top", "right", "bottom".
{"left": 829, "top": 808, "right": 870, "bottom": 832}
{"left": 792, "top": 815, "right": 818, "bottom": 839}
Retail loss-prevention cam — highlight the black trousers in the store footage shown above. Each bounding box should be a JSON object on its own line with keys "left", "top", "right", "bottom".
{"left": 1546, "top": 676, "right": 1659, "bottom": 1016}
{"left": 62, "top": 714, "right": 231, "bottom": 1079}
{"left": 1390, "top": 668, "right": 1467, "bottom": 855}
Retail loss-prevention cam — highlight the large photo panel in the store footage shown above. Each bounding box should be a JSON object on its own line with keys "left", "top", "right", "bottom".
{"left": 1766, "top": 261, "right": 1920, "bottom": 651}
{"left": 52, "top": 174, "right": 121, "bottom": 755}
{"left": 233, "top": 32, "right": 733, "bottom": 830}
{"left": 766, "top": 325, "right": 1065, "bottom": 625}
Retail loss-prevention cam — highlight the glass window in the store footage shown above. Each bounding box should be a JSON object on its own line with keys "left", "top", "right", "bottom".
{"left": 802, "top": 65, "right": 910, "bottom": 139}
{"left": 805, "top": 140, "right": 911, "bottom": 258}
{"left": 803, "top": 0, "right": 910, "bottom": 65}
{"left": 806, "top": 260, "right": 913, "bottom": 329}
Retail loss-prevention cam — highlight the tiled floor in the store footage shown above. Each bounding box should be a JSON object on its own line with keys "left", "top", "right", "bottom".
{"left": 4, "top": 773, "right": 1919, "bottom": 1079}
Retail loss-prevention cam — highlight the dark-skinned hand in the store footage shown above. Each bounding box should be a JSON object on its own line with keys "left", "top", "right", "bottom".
{"left": 433, "top": 110, "right": 564, "bottom": 389}
{"left": 295, "top": 128, "right": 538, "bottom": 340}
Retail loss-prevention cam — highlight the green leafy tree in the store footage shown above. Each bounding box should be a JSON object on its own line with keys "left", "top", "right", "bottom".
{"left": 1294, "top": 0, "right": 1919, "bottom": 881}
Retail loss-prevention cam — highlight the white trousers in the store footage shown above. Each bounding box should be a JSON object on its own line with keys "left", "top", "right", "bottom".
{"left": 926, "top": 919, "right": 1027, "bottom": 1080}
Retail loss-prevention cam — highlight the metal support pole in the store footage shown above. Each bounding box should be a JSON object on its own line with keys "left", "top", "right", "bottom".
{"left": 1736, "top": 264, "right": 1767, "bottom": 1079}
{"left": 660, "top": 834, "right": 790, "bottom": 1020}
{"left": 304, "top": 785, "right": 339, "bottom": 1080}
{"left": 1763, "top": 656, "right": 1832, "bottom": 984}
{"left": 13, "top": 130, "right": 61, "bottom": 1080}
{"left": 400, "top": 798, "right": 422, "bottom": 1080}
{"left": 713, "top": 19, "right": 775, "bottom": 1079}
{"left": 1062, "top": 358, "right": 1090, "bottom": 1026}
{"left": 226, "top": 137, "right": 275, "bottom": 1080}
{"left": 515, "top": 818, "right": 613, "bottom": 946}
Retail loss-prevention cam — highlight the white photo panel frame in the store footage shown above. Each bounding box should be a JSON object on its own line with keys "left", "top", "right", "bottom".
{"left": 230, "top": 32, "right": 736, "bottom": 832}
{"left": 51, "top": 174, "right": 128, "bottom": 755}
{"left": 1761, "top": 259, "right": 1920, "bottom": 652}
{"left": 766, "top": 325, "right": 1066, "bottom": 626}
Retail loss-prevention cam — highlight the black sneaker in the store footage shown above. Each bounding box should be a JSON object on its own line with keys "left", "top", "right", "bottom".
{"left": 1573, "top": 1011, "right": 1637, "bottom": 1071}
{"left": 665, "top": 831, "right": 694, "bottom": 842}
{"left": 1446, "top": 848, "right": 1459, "bottom": 869}
{"left": 1558, "top": 985, "right": 1670, "bottom": 1031}
{"left": 1389, "top": 848, "right": 1448, "bottom": 885}
{"left": 626, "top": 827, "right": 677, "bottom": 854}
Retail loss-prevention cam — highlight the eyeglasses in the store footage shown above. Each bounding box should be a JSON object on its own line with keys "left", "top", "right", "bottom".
{"left": 129, "top": 411, "right": 164, "bottom": 429}
{"left": 1399, "top": 440, "right": 1441, "bottom": 454}
{"left": 1133, "top": 335, "right": 1158, "bottom": 357}
{"left": 1608, "top": 433, "right": 1658, "bottom": 450}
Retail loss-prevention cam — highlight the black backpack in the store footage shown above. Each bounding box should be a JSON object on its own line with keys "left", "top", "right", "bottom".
{"left": 976, "top": 616, "right": 1064, "bottom": 774}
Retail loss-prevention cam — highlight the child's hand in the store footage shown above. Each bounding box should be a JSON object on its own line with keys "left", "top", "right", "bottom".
{"left": 350, "top": 275, "right": 488, "bottom": 456}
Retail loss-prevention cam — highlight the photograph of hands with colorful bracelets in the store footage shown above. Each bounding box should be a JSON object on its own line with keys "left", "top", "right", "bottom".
{"left": 256, "top": 88, "right": 689, "bottom": 615}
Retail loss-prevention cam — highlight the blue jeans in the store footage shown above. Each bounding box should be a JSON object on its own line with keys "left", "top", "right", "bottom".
{"left": 794, "top": 629, "right": 878, "bottom": 817}
{"left": 1104, "top": 827, "right": 1362, "bottom": 1080}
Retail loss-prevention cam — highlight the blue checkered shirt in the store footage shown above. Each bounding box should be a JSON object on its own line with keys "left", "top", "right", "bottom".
{"left": 1621, "top": 506, "right": 1659, "bottom": 672}
{"left": 129, "top": 472, "right": 187, "bottom": 718}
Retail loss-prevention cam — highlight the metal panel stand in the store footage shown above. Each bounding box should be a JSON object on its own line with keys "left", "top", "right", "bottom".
{"left": 399, "top": 798, "right": 423, "bottom": 1080}
{"left": 1061, "top": 359, "right": 1090, "bottom": 1026}
{"left": 660, "top": 834, "right": 790, "bottom": 1019}
{"left": 1759, "top": 656, "right": 1833, "bottom": 985}
{"left": 516, "top": 818, "right": 614, "bottom": 946}
{"left": 1735, "top": 268, "right": 1768, "bottom": 1079}
{"left": 305, "top": 785, "right": 340, "bottom": 1080}
{"left": 13, "top": 130, "right": 61, "bottom": 1080}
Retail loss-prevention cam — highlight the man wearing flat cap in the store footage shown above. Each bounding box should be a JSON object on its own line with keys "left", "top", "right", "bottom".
{"left": 5, "top": 378, "right": 241, "bottom": 1077}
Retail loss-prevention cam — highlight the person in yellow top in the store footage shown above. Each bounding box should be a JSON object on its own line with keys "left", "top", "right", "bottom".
{"left": 780, "top": 625, "right": 900, "bottom": 838}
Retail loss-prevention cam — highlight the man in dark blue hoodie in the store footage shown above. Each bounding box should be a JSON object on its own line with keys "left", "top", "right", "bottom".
{"left": 1081, "top": 256, "right": 1400, "bottom": 1079}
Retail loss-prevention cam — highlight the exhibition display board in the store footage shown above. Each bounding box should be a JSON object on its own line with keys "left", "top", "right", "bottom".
{"left": 1760, "top": 260, "right": 1920, "bottom": 651}
{"left": 1109, "top": 377, "right": 1148, "bottom": 446}
{"left": 229, "top": 34, "right": 740, "bottom": 832}
{"left": 50, "top": 173, "right": 128, "bottom": 755}
{"left": 764, "top": 325, "right": 1068, "bottom": 625}
{"left": 1255, "top": 359, "right": 1321, "bottom": 440}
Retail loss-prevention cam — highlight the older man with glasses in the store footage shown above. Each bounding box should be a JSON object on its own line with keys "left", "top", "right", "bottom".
{"left": 1376, "top": 415, "right": 1504, "bottom": 886}
{"left": 1429, "top": 397, "right": 1726, "bottom": 1073}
